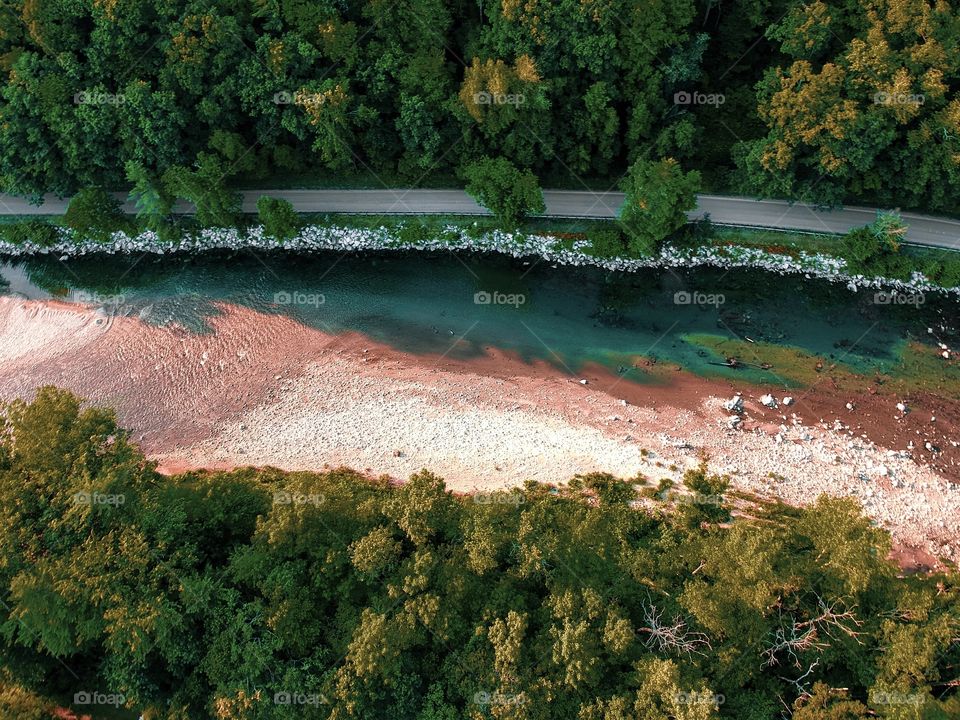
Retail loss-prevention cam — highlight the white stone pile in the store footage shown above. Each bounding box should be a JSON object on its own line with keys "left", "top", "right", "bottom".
{"left": 0, "top": 222, "right": 957, "bottom": 296}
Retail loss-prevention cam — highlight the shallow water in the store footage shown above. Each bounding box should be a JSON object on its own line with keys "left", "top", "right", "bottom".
{"left": 1, "top": 251, "right": 956, "bottom": 386}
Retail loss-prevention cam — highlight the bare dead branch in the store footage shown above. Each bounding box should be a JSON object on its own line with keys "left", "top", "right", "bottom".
{"left": 762, "top": 596, "right": 862, "bottom": 668}
{"left": 638, "top": 603, "right": 712, "bottom": 657}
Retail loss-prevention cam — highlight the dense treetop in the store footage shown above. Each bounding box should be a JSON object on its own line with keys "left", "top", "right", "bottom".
{"left": 0, "top": 388, "right": 958, "bottom": 718}
{"left": 0, "top": 0, "right": 957, "bottom": 212}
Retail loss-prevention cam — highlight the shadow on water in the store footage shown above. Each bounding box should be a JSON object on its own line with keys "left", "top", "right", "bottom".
{"left": 1, "top": 250, "right": 957, "bottom": 385}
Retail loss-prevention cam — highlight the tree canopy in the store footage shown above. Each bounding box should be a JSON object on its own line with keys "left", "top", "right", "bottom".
{"left": 0, "top": 389, "right": 957, "bottom": 718}
{"left": 619, "top": 158, "right": 701, "bottom": 256}
{"left": 2, "top": 0, "right": 954, "bottom": 215}
{"left": 463, "top": 156, "right": 545, "bottom": 227}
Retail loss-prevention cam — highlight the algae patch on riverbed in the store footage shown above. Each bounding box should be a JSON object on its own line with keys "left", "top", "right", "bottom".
{"left": 685, "top": 333, "right": 960, "bottom": 398}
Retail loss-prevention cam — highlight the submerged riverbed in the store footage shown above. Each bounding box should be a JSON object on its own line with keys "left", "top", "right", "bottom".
{"left": 2, "top": 250, "right": 957, "bottom": 387}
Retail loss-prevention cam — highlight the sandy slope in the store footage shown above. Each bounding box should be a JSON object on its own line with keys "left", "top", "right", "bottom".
{"left": 0, "top": 300, "right": 107, "bottom": 365}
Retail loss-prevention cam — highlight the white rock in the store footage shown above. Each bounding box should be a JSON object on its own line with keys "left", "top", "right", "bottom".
{"left": 782, "top": 396, "right": 794, "bottom": 406}
{"left": 760, "top": 394, "right": 778, "bottom": 408}
{"left": 723, "top": 396, "right": 744, "bottom": 413}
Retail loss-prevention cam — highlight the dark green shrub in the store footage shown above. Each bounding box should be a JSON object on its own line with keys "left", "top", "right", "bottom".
{"left": 841, "top": 211, "right": 907, "bottom": 277}
{"left": 585, "top": 226, "right": 626, "bottom": 258}
{"left": 256, "top": 196, "right": 300, "bottom": 242}
{"left": 0, "top": 220, "right": 60, "bottom": 247}
{"left": 923, "top": 255, "right": 960, "bottom": 288}
{"left": 619, "top": 158, "right": 700, "bottom": 257}
{"left": 61, "top": 187, "right": 127, "bottom": 242}
{"left": 463, "top": 157, "right": 545, "bottom": 227}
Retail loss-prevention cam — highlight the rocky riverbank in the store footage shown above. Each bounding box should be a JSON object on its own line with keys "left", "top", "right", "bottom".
{"left": 1, "top": 222, "right": 958, "bottom": 297}
{"left": 0, "top": 295, "right": 956, "bottom": 570}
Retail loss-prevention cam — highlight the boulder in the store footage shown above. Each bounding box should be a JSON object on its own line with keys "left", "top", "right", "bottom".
{"left": 723, "top": 395, "right": 744, "bottom": 413}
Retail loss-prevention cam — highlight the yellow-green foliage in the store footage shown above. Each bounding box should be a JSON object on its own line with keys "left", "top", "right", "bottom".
{"left": 0, "top": 389, "right": 956, "bottom": 718}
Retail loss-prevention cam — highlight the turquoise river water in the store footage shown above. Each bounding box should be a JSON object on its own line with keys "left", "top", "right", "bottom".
{"left": 1, "top": 251, "right": 957, "bottom": 387}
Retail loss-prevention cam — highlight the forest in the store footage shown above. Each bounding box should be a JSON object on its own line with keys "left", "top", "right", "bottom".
{"left": 0, "top": 388, "right": 957, "bottom": 718}
{"left": 0, "top": 0, "right": 958, "bottom": 213}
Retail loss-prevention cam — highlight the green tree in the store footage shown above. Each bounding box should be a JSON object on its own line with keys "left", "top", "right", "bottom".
{"left": 841, "top": 210, "right": 908, "bottom": 276}
{"left": 743, "top": 0, "right": 960, "bottom": 210}
{"left": 678, "top": 463, "right": 730, "bottom": 529}
{"left": 619, "top": 157, "right": 700, "bottom": 256}
{"left": 0, "top": 681, "right": 52, "bottom": 720}
{"left": 255, "top": 196, "right": 299, "bottom": 242}
{"left": 162, "top": 153, "right": 241, "bottom": 228}
{"left": 463, "top": 156, "right": 545, "bottom": 227}
{"left": 61, "top": 187, "right": 126, "bottom": 242}
{"left": 0, "top": 388, "right": 266, "bottom": 713}
{"left": 124, "top": 160, "right": 174, "bottom": 233}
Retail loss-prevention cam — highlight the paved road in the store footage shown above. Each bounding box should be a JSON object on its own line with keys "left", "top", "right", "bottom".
{"left": 1, "top": 189, "right": 958, "bottom": 250}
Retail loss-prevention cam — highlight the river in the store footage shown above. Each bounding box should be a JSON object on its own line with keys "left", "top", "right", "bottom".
{"left": 2, "top": 250, "right": 956, "bottom": 384}
{"left": 1, "top": 250, "right": 959, "bottom": 563}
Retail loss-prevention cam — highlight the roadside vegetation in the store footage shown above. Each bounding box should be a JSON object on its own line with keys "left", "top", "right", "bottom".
{"left": 3, "top": 198, "right": 960, "bottom": 292}
{"left": 0, "top": 388, "right": 958, "bottom": 718}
